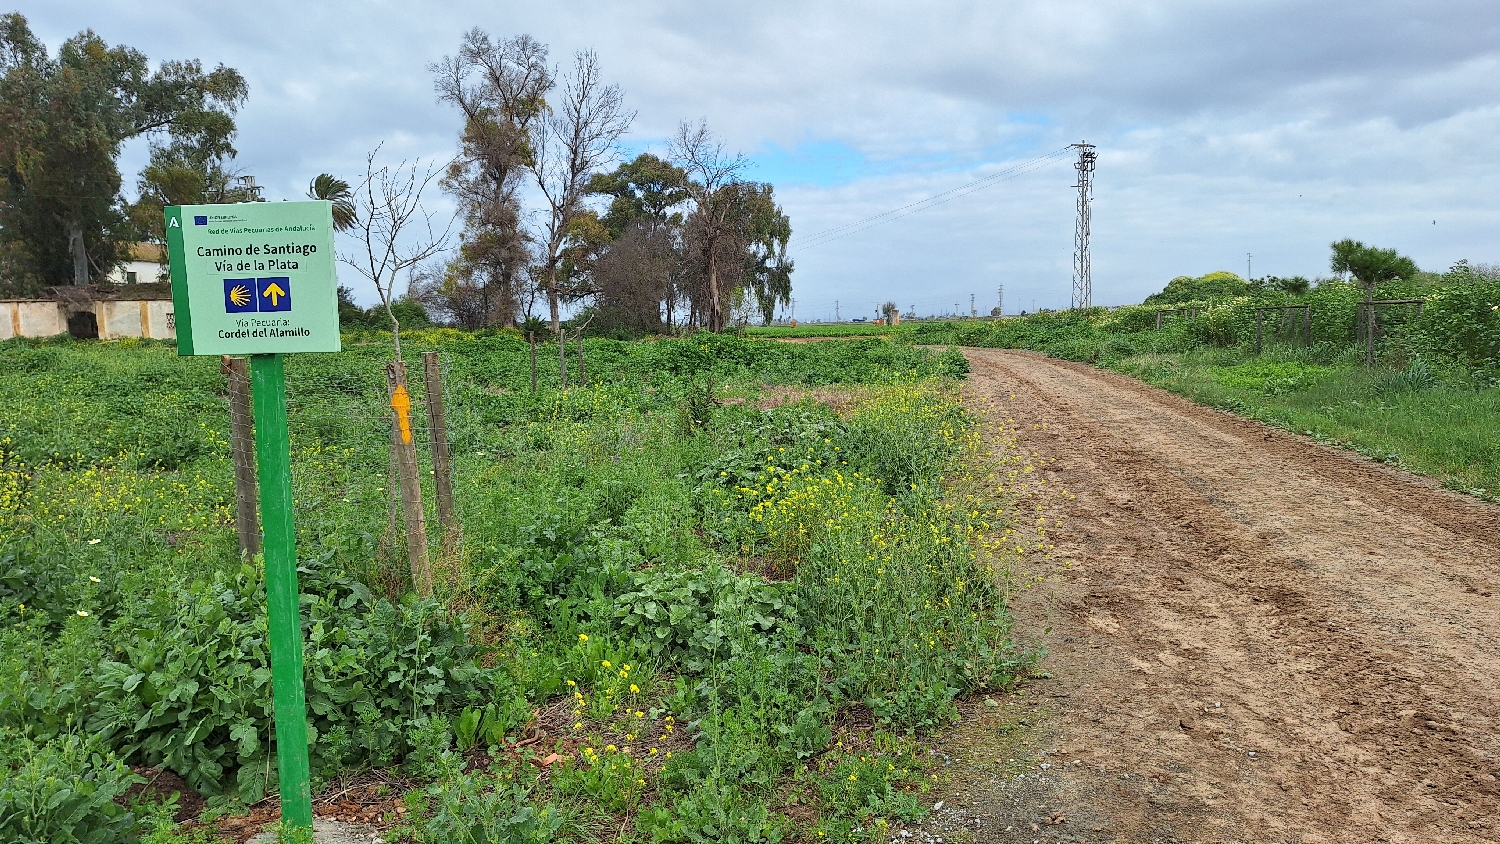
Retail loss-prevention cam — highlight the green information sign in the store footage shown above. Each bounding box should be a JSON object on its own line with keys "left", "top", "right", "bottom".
{"left": 163, "top": 200, "right": 340, "bottom": 832}
{"left": 164, "top": 201, "right": 341, "bottom": 356}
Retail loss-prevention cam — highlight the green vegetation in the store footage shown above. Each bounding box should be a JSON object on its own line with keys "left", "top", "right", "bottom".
{"left": 910, "top": 260, "right": 1500, "bottom": 500}
{"left": 0, "top": 13, "right": 249, "bottom": 294}
{"left": 745, "top": 324, "right": 911, "bottom": 339}
{"left": 1117, "top": 347, "right": 1499, "bottom": 497}
{"left": 0, "top": 331, "right": 1035, "bottom": 842}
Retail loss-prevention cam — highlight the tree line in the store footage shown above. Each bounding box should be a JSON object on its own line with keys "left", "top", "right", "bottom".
{"left": 418, "top": 30, "right": 791, "bottom": 334}
{"left": 0, "top": 17, "right": 794, "bottom": 334}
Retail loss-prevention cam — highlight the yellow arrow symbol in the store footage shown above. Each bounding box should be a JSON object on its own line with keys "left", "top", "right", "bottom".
{"left": 391, "top": 384, "right": 413, "bottom": 443}
{"left": 262, "top": 281, "right": 287, "bottom": 307}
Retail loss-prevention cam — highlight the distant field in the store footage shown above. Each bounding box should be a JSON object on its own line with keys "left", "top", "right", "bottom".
{"left": 746, "top": 323, "right": 913, "bottom": 338}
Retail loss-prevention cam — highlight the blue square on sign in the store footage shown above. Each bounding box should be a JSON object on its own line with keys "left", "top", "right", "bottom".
{"left": 257, "top": 277, "right": 292, "bottom": 312}
{"left": 194, "top": 216, "right": 208, "bottom": 225}
{"left": 224, "top": 279, "right": 257, "bottom": 313}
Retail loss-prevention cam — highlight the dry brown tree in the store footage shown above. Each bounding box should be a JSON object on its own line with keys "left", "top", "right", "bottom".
{"left": 671, "top": 120, "right": 747, "bottom": 332}
{"left": 431, "top": 30, "right": 552, "bottom": 328}
{"left": 532, "top": 50, "right": 634, "bottom": 332}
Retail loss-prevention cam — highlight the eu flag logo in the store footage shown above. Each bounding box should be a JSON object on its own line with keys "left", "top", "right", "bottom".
{"left": 224, "top": 279, "right": 257, "bottom": 313}
{"left": 257, "top": 277, "right": 292, "bottom": 312}
{"left": 194, "top": 216, "right": 208, "bottom": 226}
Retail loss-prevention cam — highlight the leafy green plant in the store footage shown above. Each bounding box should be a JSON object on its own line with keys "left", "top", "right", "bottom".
{"left": 636, "top": 782, "right": 787, "bottom": 844}
{"left": 552, "top": 745, "right": 643, "bottom": 812}
{"left": 0, "top": 731, "right": 141, "bottom": 844}
{"left": 404, "top": 772, "right": 567, "bottom": 844}
{"left": 86, "top": 560, "right": 495, "bottom": 800}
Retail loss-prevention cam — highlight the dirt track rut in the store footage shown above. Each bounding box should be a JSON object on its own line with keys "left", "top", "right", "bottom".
{"left": 963, "top": 349, "right": 1500, "bottom": 843}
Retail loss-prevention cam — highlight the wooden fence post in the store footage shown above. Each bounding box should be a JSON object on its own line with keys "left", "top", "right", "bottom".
{"left": 1303, "top": 305, "right": 1312, "bottom": 346}
{"left": 1155, "top": 310, "right": 1163, "bottom": 331}
{"left": 1255, "top": 309, "right": 1263, "bottom": 354}
{"left": 386, "top": 361, "right": 432, "bottom": 596}
{"left": 528, "top": 331, "right": 538, "bottom": 393}
{"left": 222, "top": 356, "right": 260, "bottom": 558}
{"left": 577, "top": 331, "right": 585, "bottom": 386}
{"left": 558, "top": 328, "right": 568, "bottom": 389}
{"left": 383, "top": 444, "right": 402, "bottom": 564}
{"left": 422, "top": 351, "right": 458, "bottom": 561}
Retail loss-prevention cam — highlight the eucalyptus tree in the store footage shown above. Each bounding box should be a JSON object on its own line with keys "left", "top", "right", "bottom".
{"left": 431, "top": 30, "right": 552, "bottom": 327}
{"left": 0, "top": 13, "right": 246, "bottom": 294}
{"left": 589, "top": 153, "right": 689, "bottom": 329}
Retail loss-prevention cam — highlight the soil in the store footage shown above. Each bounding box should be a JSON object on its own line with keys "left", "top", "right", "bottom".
{"left": 921, "top": 349, "right": 1500, "bottom": 844}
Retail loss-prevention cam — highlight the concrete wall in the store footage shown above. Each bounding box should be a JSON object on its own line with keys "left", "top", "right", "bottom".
{"left": 1, "top": 298, "right": 175, "bottom": 340}
{"left": 1, "top": 300, "right": 66, "bottom": 340}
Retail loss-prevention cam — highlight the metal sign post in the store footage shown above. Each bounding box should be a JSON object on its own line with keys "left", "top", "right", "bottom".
{"left": 165, "top": 200, "right": 341, "bottom": 831}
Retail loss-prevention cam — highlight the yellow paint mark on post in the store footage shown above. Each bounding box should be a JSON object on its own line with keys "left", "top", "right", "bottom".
{"left": 391, "top": 384, "right": 413, "bottom": 443}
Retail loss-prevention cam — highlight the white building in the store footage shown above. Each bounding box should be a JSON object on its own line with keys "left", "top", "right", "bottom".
{"left": 107, "top": 242, "right": 166, "bottom": 285}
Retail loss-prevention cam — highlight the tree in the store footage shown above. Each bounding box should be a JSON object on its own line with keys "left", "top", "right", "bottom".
{"left": 672, "top": 121, "right": 747, "bottom": 332}
{"left": 590, "top": 153, "right": 689, "bottom": 236}
{"left": 590, "top": 219, "right": 678, "bottom": 335}
{"left": 1143, "top": 271, "right": 1251, "bottom": 306}
{"left": 432, "top": 30, "right": 552, "bottom": 328}
{"left": 0, "top": 13, "right": 246, "bottom": 294}
{"left": 531, "top": 50, "right": 634, "bottom": 332}
{"left": 1330, "top": 239, "right": 1418, "bottom": 290}
{"left": 128, "top": 145, "right": 261, "bottom": 278}
{"left": 307, "top": 174, "right": 357, "bottom": 231}
{"left": 1330, "top": 239, "right": 1419, "bottom": 365}
{"left": 740, "top": 184, "right": 792, "bottom": 326}
{"left": 339, "top": 147, "right": 450, "bottom": 359}
{"left": 589, "top": 153, "right": 689, "bottom": 328}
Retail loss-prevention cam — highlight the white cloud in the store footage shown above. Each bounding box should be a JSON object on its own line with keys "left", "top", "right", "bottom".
{"left": 16, "top": 0, "right": 1500, "bottom": 311}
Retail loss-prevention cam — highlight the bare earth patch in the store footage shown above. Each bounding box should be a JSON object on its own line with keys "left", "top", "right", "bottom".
{"left": 927, "top": 349, "right": 1500, "bottom": 844}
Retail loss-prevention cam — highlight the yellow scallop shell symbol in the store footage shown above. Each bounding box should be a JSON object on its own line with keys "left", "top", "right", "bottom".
{"left": 229, "top": 284, "right": 251, "bottom": 307}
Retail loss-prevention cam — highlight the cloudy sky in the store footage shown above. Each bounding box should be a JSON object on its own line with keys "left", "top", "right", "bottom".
{"left": 18, "top": 0, "right": 1500, "bottom": 317}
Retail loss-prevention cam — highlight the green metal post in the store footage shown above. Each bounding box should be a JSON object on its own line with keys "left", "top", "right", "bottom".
{"left": 249, "top": 353, "right": 313, "bottom": 829}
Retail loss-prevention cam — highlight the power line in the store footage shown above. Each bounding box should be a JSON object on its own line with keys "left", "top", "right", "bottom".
{"left": 794, "top": 147, "right": 1074, "bottom": 251}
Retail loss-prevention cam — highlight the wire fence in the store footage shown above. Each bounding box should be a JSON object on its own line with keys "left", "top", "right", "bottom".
{"left": 224, "top": 333, "right": 595, "bottom": 598}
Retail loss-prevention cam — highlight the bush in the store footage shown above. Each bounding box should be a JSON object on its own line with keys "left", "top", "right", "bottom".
{"left": 0, "top": 732, "right": 141, "bottom": 844}
{"left": 86, "top": 559, "right": 496, "bottom": 801}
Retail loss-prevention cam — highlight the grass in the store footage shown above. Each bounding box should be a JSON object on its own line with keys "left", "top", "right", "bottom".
{"left": 0, "top": 330, "right": 1032, "bottom": 843}
{"left": 906, "top": 284, "right": 1500, "bottom": 504}
{"left": 745, "top": 324, "right": 913, "bottom": 339}
{"left": 1114, "top": 344, "right": 1500, "bottom": 500}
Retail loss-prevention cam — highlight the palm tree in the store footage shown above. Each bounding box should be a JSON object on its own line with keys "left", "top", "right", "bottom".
{"left": 307, "top": 173, "right": 357, "bottom": 231}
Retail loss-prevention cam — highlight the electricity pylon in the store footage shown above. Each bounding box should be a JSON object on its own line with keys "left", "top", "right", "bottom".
{"left": 1070, "top": 142, "right": 1097, "bottom": 310}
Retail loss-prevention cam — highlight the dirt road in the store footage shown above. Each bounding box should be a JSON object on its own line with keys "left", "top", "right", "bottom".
{"left": 947, "top": 349, "right": 1500, "bottom": 843}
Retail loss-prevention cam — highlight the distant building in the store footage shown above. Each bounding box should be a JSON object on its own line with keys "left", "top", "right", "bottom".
{"left": 107, "top": 242, "right": 166, "bottom": 285}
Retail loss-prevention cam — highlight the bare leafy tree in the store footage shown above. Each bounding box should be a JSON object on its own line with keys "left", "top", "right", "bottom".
{"left": 532, "top": 50, "right": 634, "bottom": 332}
{"left": 671, "top": 120, "right": 747, "bottom": 332}
{"left": 432, "top": 30, "right": 552, "bottom": 328}
{"left": 339, "top": 146, "right": 451, "bottom": 360}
